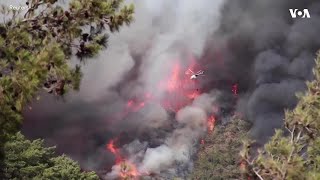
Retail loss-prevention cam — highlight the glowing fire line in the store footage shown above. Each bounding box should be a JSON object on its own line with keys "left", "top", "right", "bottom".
{"left": 207, "top": 115, "right": 216, "bottom": 132}
{"left": 106, "top": 57, "right": 210, "bottom": 178}
{"left": 107, "top": 139, "right": 141, "bottom": 178}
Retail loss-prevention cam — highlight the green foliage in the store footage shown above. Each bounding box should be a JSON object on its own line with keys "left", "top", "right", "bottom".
{"left": 242, "top": 52, "right": 320, "bottom": 180}
{"left": 0, "top": 0, "right": 135, "bottom": 138}
{"left": 4, "top": 132, "right": 99, "bottom": 180}
{"left": 41, "top": 156, "right": 99, "bottom": 180}
{"left": 191, "top": 118, "right": 251, "bottom": 180}
{"left": 0, "top": 0, "right": 135, "bottom": 178}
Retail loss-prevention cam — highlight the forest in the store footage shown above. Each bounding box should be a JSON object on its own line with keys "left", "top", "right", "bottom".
{"left": 1, "top": 0, "right": 320, "bottom": 179}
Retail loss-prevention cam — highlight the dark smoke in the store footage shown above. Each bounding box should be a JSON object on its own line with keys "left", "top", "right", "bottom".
{"left": 211, "top": 0, "right": 320, "bottom": 142}
{"left": 14, "top": 0, "right": 320, "bottom": 178}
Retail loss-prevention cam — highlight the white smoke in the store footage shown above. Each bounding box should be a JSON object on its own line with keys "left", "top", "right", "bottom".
{"left": 76, "top": 0, "right": 225, "bottom": 102}
{"left": 105, "top": 91, "right": 223, "bottom": 179}
{"left": 141, "top": 106, "right": 207, "bottom": 171}
{"left": 89, "top": 0, "right": 227, "bottom": 178}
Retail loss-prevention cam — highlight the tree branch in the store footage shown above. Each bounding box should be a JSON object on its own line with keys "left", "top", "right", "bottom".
{"left": 296, "top": 130, "right": 302, "bottom": 142}
{"left": 253, "top": 168, "right": 264, "bottom": 180}
{"left": 286, "top": 125, "right": 295, "bottom": 143}
{"left": 24, "top": 1, "right": 45, "bottom": 18}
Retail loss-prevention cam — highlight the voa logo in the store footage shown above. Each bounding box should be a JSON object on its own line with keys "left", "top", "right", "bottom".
{"left": 289, "top": 9, "right": 311, "bottom": 18}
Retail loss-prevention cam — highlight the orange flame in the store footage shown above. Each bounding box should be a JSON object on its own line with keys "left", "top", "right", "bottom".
{"left": 121, "top": 56, "right": 202, "bottom": 114}
{"left": 187, "top": 91, "right": 200, "bottom": 99}
{"left": 126, "top": 98, "right": 147, "bottom": 112}
{"left": 207, "top": 115, "right": 216, "bottom": 132}
{"left": 106, "top": 139, "right": 122, "bottom": 163}
{"left": 119, "top": 161, "right": 140, "bottom": 179}
{"left": 107, "top": 139, "right": 117, "bottom": 154}
{"left": 107, "top": 55, "right": 204, "bottom": 178}
{"left": 107, "top": 139, "right": 142, "bottom": 178}
{"left": 167, "top": 63, "right": 181, "bottom": 92}
{"left": 157, "top": 58, "right": 202, "bottom": 112}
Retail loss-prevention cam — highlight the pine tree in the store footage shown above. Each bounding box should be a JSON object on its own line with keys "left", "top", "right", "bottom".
{"left": 0, "top": 0, "right": 134, "bottom": 178}
{"left": 4, "top": 132, "right": 99, "bottom": 180}
{"left": 241, "top": 52, "right": 320, "bottom": 180}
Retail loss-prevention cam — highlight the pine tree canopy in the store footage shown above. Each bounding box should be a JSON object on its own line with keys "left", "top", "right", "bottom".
{"left": 4, "top": 132, "right": 99, "bottom": 180}
{"left": 0, "top": 0, "right": 134, "bottom": 178}
{"left": 1, "top": 0, "right": 134, "bottom": 138}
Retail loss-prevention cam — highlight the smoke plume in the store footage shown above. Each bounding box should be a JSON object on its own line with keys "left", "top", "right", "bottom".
{"left": 17, "top": 0, "right": 320, "bottom": 178}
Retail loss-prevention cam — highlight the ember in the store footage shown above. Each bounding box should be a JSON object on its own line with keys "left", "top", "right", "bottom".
{"left": 207, "top": 115, "right": 216, "bottom": 132}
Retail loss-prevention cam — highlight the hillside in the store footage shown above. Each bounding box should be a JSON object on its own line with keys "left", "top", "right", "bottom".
{"left": 191, "top": 117, "right": 251, "bottom": 179}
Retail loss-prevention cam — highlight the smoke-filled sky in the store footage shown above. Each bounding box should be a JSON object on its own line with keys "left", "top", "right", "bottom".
{"left": 2, "top": 0, "right": 319, "bottom": 178}
{"left": 21, "top": 0, "right": 227, "bottom": 177}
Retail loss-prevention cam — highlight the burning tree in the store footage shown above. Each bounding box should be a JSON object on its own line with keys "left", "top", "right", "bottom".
{"left": 241, "top": 52, "right": 320, "bottom": 179}
{"left": 119, "top": 161, "right": 139, "bottom": 179}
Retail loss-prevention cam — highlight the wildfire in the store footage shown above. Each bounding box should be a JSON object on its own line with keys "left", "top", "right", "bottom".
{"left": 207, "top": 115, "right": 216, "bottom": 132}
{"left": 107, "top": 139, "right": 117, "bottom": 154}
{"left": 187, "top": 90, "right": 200, "bottom": 99}
{"left": 107, "top": 55, "right": 205, "bottom": 178}
{"left": 106, "top": 139, "right": 123, "bottom": 164}
{"left": 157, "top": 58, "right": 203, "bottom": 112}
{"left": 107, "top": 139, "right": 141, "bottom": 179}
{"left": 125, "top": 93, "right": 153, "bottom": 113}
{"left": 167, "top": 63, "right": 181, "bottom": 92}
{"left": 119, "top": 55, "right": 203, "bottom": 115}
{"left": 119, "top": 161, "right": 140, "bottom": 179}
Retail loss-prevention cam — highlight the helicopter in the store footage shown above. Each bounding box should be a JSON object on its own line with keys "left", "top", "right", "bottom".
{"left": 186, "top": 69, "right": 205, "bottom": 80}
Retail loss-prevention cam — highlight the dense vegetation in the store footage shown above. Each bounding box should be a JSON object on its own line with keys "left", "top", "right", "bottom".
{"left": 0, "top": 0, "right": 134, "bottom": 179}
{"left": 5, "top": 132, "right": 99, "bottom": 179}
{"left": 191, "top": 117, "right": 251, "bottom": 179}
{"left": 241, "top": 52, "right": 320, "bottom": 179}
